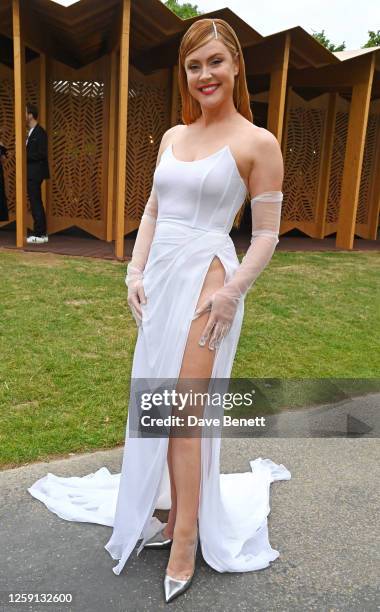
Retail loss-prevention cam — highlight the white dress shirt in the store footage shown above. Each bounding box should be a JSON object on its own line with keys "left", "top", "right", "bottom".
{"left": 26, "top": 125, "right": 36, "bottom": 145}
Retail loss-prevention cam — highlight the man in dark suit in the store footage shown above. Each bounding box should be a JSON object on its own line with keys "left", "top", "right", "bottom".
{"left": 25, "top": 103, "right": 50, "bottom": 244}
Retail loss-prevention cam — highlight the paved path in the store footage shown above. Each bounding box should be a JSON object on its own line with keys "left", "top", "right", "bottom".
{"left": 0, "top": 394, "right": 379, "bottom": 611}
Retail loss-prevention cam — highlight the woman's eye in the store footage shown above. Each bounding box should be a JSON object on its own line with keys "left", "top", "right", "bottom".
{"left": 189, "top": 60, "right": 222, "bottom": 70}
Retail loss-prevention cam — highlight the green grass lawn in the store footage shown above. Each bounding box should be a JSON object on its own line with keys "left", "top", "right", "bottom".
{"left": 0, "top": 248, "right": 379, "bottom": 468}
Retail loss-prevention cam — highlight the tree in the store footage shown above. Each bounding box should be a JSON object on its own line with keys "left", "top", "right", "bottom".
{"left": 311, "top": 29, "right": 346, "bottom": 52}
{"left": 163, "top": 0, "right": 202, "bottom": 19}
{"left": 362, "top": 30, "right": 380, "bottom": 48}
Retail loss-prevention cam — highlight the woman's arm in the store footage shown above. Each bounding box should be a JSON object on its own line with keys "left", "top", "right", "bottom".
{"left": 125, "top": 186, "right": 159, "bottom": 326}
{"left": 125, "top": 126, "right": 179, "bottom": 326}
{"left": 194, "top": 130, "right": 284, "bottom": 349}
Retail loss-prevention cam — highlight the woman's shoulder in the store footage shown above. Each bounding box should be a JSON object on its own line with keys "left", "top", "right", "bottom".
{"left": 162, "top": 124, "right": 186, "bottom": 140}
{"left": 240, "top": 120, "right": 279, "bottom": 149}
{"left": 244, "top": 125, "right": 284, "bottom": 192}
{"left": 158, "top": 124, "right": 184, "bottom": 153}
{"left": 253, "top": 125, "right": 281, "bottom": 149}
{"left": 240, "top": 122, "right": 282, "bottom": 169}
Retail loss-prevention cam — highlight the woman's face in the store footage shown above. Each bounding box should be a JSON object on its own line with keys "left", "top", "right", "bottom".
{"left": 184, "top": 39, "right": 239, "bottom": 108}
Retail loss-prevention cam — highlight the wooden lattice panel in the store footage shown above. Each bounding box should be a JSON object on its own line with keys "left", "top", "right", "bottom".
{"left": 0, "top": 65, "right": 15, "bottom": 221}
{"left": 48, "top": 57, "right": 108, "bottom": 232}
{"left": 357, "top": 101, "right": 380, "bottom": 226}
{"left": 282, "top": 90, "right": 327, "bottom": 229}
{"left": 0, "top": 60, "right": 39, "bottom": 223}
{"left": 326, "top": 96, "right": 349, "bottom": 226}
{"left": 124, "top": 65, "right": 171, "bottom": 234}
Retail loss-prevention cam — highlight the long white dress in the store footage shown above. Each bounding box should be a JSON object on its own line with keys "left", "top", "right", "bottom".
{"left": 28, "top": 142, "right": 291, "bottom": 575}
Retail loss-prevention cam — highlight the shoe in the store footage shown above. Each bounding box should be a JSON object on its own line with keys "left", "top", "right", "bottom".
{"left": 27, "top": 235, "right": 48, "bottom": 244}
{"left": 144, "top": 525, "right": 173, "bottom": 550}
{"left": 163, "top": 534, "right": 198, "bottom": 603}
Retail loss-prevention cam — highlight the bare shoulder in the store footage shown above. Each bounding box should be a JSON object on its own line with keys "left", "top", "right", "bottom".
{"left": 161, "top": 124, "right": 185, "bottom": 146}
{"left": 247, "top": 126, "right": 284, "bottom": 196}
{"left": 253, "top": 126, "right": 282, "bottom": 156}
{"left": 155, "top": 124, "right": 184, "bottom": 164}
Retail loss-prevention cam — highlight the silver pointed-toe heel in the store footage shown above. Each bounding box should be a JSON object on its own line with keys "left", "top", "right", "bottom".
{"left": 143, "top": 525, "right": 173, "bottom": 550}
{"left": 164, "top": 537, "right": 198, "bottom": 603}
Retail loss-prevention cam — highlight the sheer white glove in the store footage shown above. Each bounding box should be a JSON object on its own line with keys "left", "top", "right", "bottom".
{"left": 126, "top": 264, "right": 147, "bottom": 327}
{"left": 194, "top": 191, "right": 283, "bottom": 350}
{"left": 126, "top": 187, "right": 158, "bottom": 327}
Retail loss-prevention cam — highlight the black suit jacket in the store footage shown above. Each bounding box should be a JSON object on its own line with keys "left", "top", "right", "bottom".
{"left": 27, "top": 123, "right": 50, "bottom": 182}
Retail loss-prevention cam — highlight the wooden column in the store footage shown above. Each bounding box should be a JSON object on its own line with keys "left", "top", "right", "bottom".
{"left": 170, "top": 64, "right": 179, "bottom": 127}
{"left": 106, "top": 51, "right": 117, "bottom": 242}
{"left": 315, "top": 92, "right": 338, "bottom": 238}
{"left": 267, "top": 32, "right": 290, "bottom": 144}
{"left": 39, "top": 53, "right": 48, "bottom": 217}
{"left": 336, "top": 54, "right": 375, "bottom": 249}
{"left": 12, "top": 0, "right": 26, "bottom": 248}
{"left": 115, "top": 0, "right": 131, "bottom": 259}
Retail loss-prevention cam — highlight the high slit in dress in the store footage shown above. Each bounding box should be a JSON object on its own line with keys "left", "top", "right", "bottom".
{"left": 28, "top": 141, "right": 291, "bottom": 575}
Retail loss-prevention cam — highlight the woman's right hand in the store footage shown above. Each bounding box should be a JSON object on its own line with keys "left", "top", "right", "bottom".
{"left": 126, "top": 264, "right": 147, "bottom": 327}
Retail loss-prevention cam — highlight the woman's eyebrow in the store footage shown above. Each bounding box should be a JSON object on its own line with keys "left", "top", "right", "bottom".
{"left": 186, "top": 53, "right": 223, "bottom": 64}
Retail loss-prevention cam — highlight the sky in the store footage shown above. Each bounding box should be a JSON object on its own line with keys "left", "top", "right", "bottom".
{"left": 190, "top": 0, "right": 380, "bottom": 50}
{"left": 48, "top": 0, "right": 379, "bottom": 50}
{"left": 49, "top": 0, "right": 81, "bottom": 6}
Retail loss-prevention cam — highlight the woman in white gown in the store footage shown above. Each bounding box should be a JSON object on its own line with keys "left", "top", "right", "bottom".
{"left": 28, "top": 18, "right": 291, "bottom": 604}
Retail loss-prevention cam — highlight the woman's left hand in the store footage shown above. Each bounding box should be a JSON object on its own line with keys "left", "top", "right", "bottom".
{"left": 193, "top": 286, "right": 241, "bottom": 350}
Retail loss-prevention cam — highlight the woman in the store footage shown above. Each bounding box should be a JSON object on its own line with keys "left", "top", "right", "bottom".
{"left": 28, "top": 18, "right": 291, "bottom": 604}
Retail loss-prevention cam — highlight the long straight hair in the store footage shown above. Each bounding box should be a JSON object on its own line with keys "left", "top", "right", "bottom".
{"left": 177, "top": 18, "right": 252, "bottom": 229}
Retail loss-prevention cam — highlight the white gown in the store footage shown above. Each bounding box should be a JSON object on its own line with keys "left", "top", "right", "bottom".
{"left": 28, "top": 142, "right": 291, "bottom": 575}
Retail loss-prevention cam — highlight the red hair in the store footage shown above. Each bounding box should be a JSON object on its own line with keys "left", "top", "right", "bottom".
{"left": 178, "top": 18, "right": 253, "bottom": 125}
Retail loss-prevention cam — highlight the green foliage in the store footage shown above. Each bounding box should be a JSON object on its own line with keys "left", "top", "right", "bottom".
{"left": 362, "top": 30, "right": 380, "bottom": 48}
{"left": 312, "top": 29, "right": 346, "bottom": 52}
{"left": 312, "top": 28, "right": 380, "bottom": 51}
{"left": 163, "top": 0, "right": 202, "bottom": 19}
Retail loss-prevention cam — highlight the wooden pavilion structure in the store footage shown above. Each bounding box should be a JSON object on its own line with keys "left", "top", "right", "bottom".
{"left": 0, "top": 0, "right": 379, "bottom": 258}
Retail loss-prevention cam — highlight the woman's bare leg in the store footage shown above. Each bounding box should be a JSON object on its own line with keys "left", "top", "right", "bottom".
{"left": 163, "top": 438, "right": 177, "bottom": 538}
{"left": 165, "top": 256, "right": 226, "bottom": 578}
